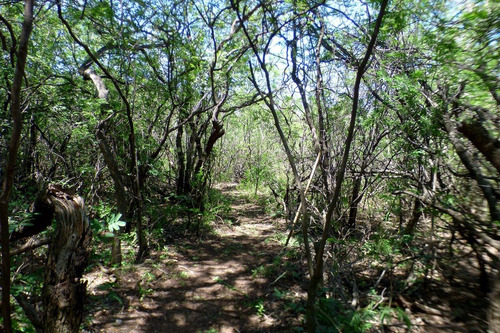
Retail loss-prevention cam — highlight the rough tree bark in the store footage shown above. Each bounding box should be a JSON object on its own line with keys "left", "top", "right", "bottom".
{"left": 458, "top": 119, "right": 500, "bottom": 174}
{"left": 42, "top": 185, "right": 91, "bottom": 333}
{"left": 6, "top": 186, "right": 91, "bottom": 332}
{"left": 489, "top": 270, "right": 500, "bottom": 333}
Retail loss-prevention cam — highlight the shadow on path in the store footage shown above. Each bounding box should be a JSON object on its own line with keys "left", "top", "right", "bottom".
{"left": 85, "top": 184, "right": 304, "bottom": 333}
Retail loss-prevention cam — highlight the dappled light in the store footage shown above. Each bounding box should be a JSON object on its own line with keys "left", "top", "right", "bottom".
{"left": 84, "top": 185, "right": 302, "bottom": 332}
{"left": 1, "top": 1, "right": 498, "bottom": 332}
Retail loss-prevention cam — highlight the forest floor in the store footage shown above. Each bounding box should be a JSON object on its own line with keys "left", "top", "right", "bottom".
{"left": 83, "top": 184, "right": 304, "bottom": 332}
{"left": 82, "top": 183, "right": 489, "bottom": 333}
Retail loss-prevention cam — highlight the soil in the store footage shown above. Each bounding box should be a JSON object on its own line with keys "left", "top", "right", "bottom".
{"left": 82, "top": 184, "right": 490, "bottom": 333}
{"left": 83, "top": 184, "right": 305, "bottom": 333}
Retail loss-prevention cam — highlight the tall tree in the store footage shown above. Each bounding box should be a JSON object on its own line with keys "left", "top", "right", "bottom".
{"left": 0, "top": 1, "right": 33, "bottom": 331}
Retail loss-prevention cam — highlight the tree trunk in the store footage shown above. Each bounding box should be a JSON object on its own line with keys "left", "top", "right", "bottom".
{"left": 458, "top": 119, "right": 500, "bottom": 174}
{"left": 347, "top": 175, "right": 363, "bottom": 230}
{"left": 192, "top": 119, "right": 226, "bottom": 214}
{"left": 96, "top": 122, "right": 125, "bottom": 266}
{"left": 304, "top": 1, "right": 388, "bottom": 330}
{"left": 443, "top": 109, "right": 500, "bottom": 222}
{"left": 404, "top": 198, "right": 422, "bottom": 235}
{"left": 24, "top": 112, "right": 37, "bottom": 180}
{"left": 489, "top": 271, "right": 500, "bottom": 333}
{"left": 194, "top": 120, "right": 225, "bottom": 177}
{"left": 0, "top": 2, "right": 34, "bottom": 331}
{"left": 42, "top": 185, "right": 91, "bottom": 333}
{"left": 175, "top": 124, "right": 186, "bottom": 195}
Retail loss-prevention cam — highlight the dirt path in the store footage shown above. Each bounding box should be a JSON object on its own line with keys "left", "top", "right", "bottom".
{"left": 84, "top": 184, "right": 303, "bottom": 333}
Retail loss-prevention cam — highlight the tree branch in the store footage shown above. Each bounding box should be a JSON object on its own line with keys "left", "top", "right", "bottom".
{"left": 458, "top": 119, "right": 500, "bottom": 174}
{"left": 443, "top": 109, "right": 500, "bottom": 222}
{"left": 10, "top": 236, "right": 51, "bottom": 256}
{"left": 13, "top": 293, "right": 43, "bottom": 331}
{"left": 394, "top": 190, "right": 500, "bottom": 250}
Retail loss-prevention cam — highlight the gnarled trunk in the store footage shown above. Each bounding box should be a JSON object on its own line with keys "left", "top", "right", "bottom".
{"left": 42, "top": 185, "right": 91, "bottom": 333}
{"left": 489, "top": 271, "right": 500, "bottom": 333}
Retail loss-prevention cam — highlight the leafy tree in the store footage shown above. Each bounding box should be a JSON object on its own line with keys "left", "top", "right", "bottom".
{"left": 1, "top": 0, "right": 498, "bottom": 331}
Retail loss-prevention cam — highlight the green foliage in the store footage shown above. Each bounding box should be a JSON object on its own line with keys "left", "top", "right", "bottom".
{"left": 362, "top": 235, "right": 398, "bottom": 260}
{"left": 7, "top": 192, "right": 37, "bottom": 235}
{"left": 316, "top": 296, "right": 412, "bottom": 333}
{"left": 10, "top": 267, "right": 44, "bottom": 332}
{"left": 11, "top": 306, "right": 36, "bottom": 333}
{"left": 205, "top": 188, "right": 232, "bottom": 218}
{"left": 197, "top": 328, "right": 218, "bottom": 333}
{"left": 106, "top": 213, "right": 127, "bottom": 236}
{"left": 1, "top": 0, "right": 497, "bottom": 331}
{"left": 96, "top": 281, "right": 123, "bottom": 305}
{"left": 90, "top": 203, "right": 126, "bottom": 238}
{"left": 316, "top": 297, "right": 374, "bottom": 333}
{"left": 137, "top": 281, "right": 154, "bottom": 301}
{"left": 254, "top": 299, "right": 266, "bottom": 317}
{"left": 175, "top": 189, "right": 232, "bottom": 236}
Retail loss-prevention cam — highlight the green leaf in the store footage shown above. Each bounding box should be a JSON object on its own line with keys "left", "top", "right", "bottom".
{"left": 106, "top": 213, "right": 126, "bottom": 233}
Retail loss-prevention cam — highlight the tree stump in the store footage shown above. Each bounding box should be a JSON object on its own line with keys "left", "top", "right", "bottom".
{"left": 489, "top": 271, "right": 500, "bottom": 333}
{"left": 41, "top": 185, "right": 91, "bottom": 333}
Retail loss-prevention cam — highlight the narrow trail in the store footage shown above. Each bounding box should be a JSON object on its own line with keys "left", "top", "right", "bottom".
{"left": 85, "top": 184, "right": 303, "bottom": 333}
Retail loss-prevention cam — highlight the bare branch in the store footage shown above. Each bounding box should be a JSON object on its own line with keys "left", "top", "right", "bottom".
{"left": 10, "top": 236, "right": 51, "bottom": 256}
{"left": 13, "top": 293, "right": 43, "bottom": 330}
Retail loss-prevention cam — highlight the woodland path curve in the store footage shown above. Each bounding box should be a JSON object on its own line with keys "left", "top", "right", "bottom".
{"left": 84, "top": 183, "right": 303, "bottom": 333}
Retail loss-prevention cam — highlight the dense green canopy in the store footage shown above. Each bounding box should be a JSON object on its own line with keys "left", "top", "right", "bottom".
{"left": 1, "top": 0, "right": 498, "bottom": 332}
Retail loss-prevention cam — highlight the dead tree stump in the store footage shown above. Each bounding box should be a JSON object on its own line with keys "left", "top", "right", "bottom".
{"left": 489, "top": 271, "right": 500, "bottom": 333}
{"left": 41, "top": 185, "right": 91, "bottom": 333}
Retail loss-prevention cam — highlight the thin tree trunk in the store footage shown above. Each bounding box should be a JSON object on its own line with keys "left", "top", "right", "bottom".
{"left": 96, "top": 125, "right": 126, "bottom": 265}
{"left": 285, "top": 153, "right": 321, "bottom": 247}
{"left": 458, "top": 119, "right": 500, "bottom": 174}
{"left": 443, "top": 108, "right": 500, "bottom": 222}
{"left": 25, "top": 112, "right": 37, "bottom": 180}
{"left": 184, "top": 121, "right": 198, "bottom": 194}
{"left": 305, "top": 1, "right": 388, "bottom": 331}
{"left": 314, "top": 19, "right": 331, "bottom": 195}
{"left": 347, "top": 175, "right": 363, "bottom": 230}
{"left": 232, "top": 2, "right": 313, "bottom": 279}
{"left": 404, "top": 198, "right": 422, "bottom": 235}
{"left": 0, "top": 2, "right": 33, "bottom": 331}
{"left": 176, "top": 124, "right": 186, "bottom": 195}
